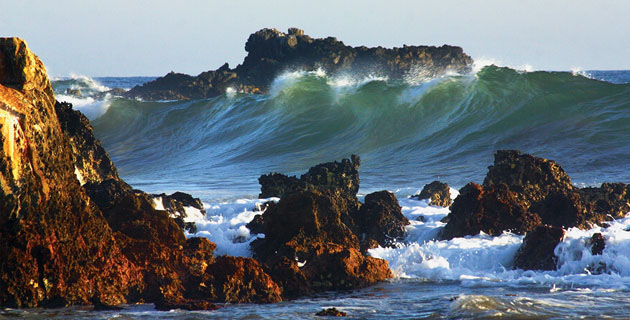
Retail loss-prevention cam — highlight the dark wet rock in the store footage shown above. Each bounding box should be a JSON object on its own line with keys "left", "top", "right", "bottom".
{"left": 514, "top": 225, "right": 565, "bottom": 271}
{"left": 353, "top": 190, "right": 409, "bottom": 248}
{"left": 197, "top": 256, "right": 283, "bottom": 303}
{"left": 441, "top": 150, "right": 623, "bottom": 240}
{"left": 250, "top": 189, "right": 391, "bottom": 297}
{"left": 412, "top": 181, "right": 452, "bottom": 207}
{"left": 589, "top": 233, "right": 606, "bottom": 255}
{"left": 259, "top": 155, "right": 360, "bottom": 199}
{"left": 580, "top": 183, "right": 630, "bottom": 220}
{"left": 55, "top": 100, "right": 121, "bottom": 185}
{"left": 316, "top": 307, "right": 347, "bottom": 317}
{"left": 441, "top": 182, "right": 541, "bottom": 239}
{"left": 246, "top": 214, "right": 265, "bottom": 235}
{"left": 154, "top": 298, "right": 220, "bottom": 311}
{"left": 0, "top": 37, "right": 143, "bottom": 308}
{"left": 149, "top": 192, "right": 205, "bottom": 234}
{"left": 126, "top": 28, "right": 473, "bottom": 100}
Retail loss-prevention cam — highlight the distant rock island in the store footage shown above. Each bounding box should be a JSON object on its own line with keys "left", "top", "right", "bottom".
{"left": 125, "top": 28, "right": 473, "bottom": 100}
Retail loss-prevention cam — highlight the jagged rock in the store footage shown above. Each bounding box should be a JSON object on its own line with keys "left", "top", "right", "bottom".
{"left": 441, "top": 182, "right": 541, "bottom": 239}
{"left": 259, "top": 155, "right": 360, "bottom": 199}
{"left": 589, "top": 233, "right": 606, "bottom": 255}
{"left": 250, "top": 189, "right": 391, "bottom": 297}
{"left": 317, "top": 307, "right": 347, "bottom": 317}
{"left": 580, "top": 183, "right": 630, "bottom": 220}
{"left": 0, "top": 37, "right": 143, "bottom": 308}
{"left": 149, "top": 191, "right": 205, "bottom": 234}
{"left": 246, "top": 214, "right": 265, "bottom": 235}
{"left": 126, "top": 28, "right": 473, "bottom": 100}
{"left": 412, "top": 181, "right": 452, "bottom": 207}
{"left": 353, "top": 190, "right": 409, "bottom": 248}
{"left": 55, "top": 101, "right": 121, "bottom": 185}
{"left": 514, "top": 225, "right": 565, "bottom": 271}
{"left": 441, "top": 150, "right": 620, "bottom": 240}
{"left": 198, "top": 256, "right": 282, "bottom": 304}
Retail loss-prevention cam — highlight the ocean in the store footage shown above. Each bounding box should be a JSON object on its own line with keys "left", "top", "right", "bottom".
{"left": 7, "top": 66, "right": 630, "bottom": 319}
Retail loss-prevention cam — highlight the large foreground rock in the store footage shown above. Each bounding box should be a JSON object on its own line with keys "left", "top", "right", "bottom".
{"left": 441, "top": 150, "right": 626, "bottom": 240}
{"left": 0, "top": 37, "right": 142, "bottom": 308}
{"left": 0, "top": 37, "right": 280, "bottom": 309}
{"left": 125, "top": 28, "right": 473, "bottom": 100}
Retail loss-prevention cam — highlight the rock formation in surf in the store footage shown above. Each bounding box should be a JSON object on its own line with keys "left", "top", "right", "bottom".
{"left": 125, "top": 27, "right": 473, "bottom": 100}
{"left": 440, "top": 150, "right": 630, "bottom": 241}
{"left": 411, "top": 180, "right": 452, "bottom": 207}
{"left": 0, "top": 37, "right": 281, "bottom": 310}
{"left": 250, "top": 156, "right": 409, "bottom": 298}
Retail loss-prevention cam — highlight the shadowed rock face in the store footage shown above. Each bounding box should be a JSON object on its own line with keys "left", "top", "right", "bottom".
{"left": 259, "top": 155, "right": 360, "bottom": 199}
{"left": 513, "top": 225, "right": 565, "bottom": 271}
{"left": 441, "top": 150, "right": 628, "bottom": 240}
{"left": 0, "top": 38, "right": 280, "bottom": 309}
{"left": 125, "top": 28, "right": 473, "bottom": 100}
{"left": 412, "top": 181, "right": 452, "bottom": 207}
{"left": 0, "top": 37, "right": 143, "bottom": 308}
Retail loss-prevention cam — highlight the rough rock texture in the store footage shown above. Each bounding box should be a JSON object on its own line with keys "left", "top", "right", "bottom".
{"left": 0, "top": 38, "right": 281, "bottom": 309}
{"left": 126, "top": 28, "right": 473, "bottom": 100}
{"left": 412, "top": 181, "right": 452, "bottom": 207}
{"left": 149, "top": 191, "right": 206, "bottom": 234}
{"left": 249, "top": 190, "right": 392, "bottom": 298}
{"left": 441, "top": 150, "right": 624, "bottom": 240}
{"left": 0, "top": 37, "right": 143, "bottom": 308}
{"left": 353, "top": 190, "right": 409, "bottom": 249}
{"left": 55, "top": 100, "right": 120, "bottom": 185}
{"left": 513, "top": 226, "right": 565, "bottom": 271}
{"left": 317, "top": 307, "right": 347, "bottom": 317}
{"left": 589, "top": 233, "right": 606, "bottom": 256}
{"left": 259, "top": 155, "right": 360, "bottom": 199}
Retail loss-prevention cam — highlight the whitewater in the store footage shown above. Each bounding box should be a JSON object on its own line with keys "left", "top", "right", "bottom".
{"left": 21, "top": 66, "right": 630, "bottom": 318}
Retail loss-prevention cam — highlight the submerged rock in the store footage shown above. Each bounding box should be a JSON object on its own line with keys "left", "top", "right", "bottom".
{"left": 513, "top": 225, "right": 565, "bottom": 271}
{"left": 441, "top": 150, "right": 624, "bottom": 240}
{"left": 126, "top": 28, "right": 473, "bottom": 100}
{"left": 316, "top": 307, "right": 347, "bottom": 317}
{"left": 259, "top": 155, "right": 360, "bottom": 199}
{"left": 412, "top": 181, "right": 452, "bottom": 207}
{"left": 589, "top": 233, "right": 606, "bottom": 256}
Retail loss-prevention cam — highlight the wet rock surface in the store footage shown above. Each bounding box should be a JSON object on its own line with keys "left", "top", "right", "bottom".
{"left": 441, "top": 150, "right": 626, "bottom": 240}
{"left": 125, "top": 28, "right": 473, "bottom": 100}
{"left": 259, "top": 155, "right": 360, "bottom": 199}
{"left": 412, "top": 180, "right": 452, "bottom": 207}
{"left": 513, "top": 225, "right": 565, "bottom": 271}
{"left": 149, "top": 191, "right": 206, "bottom": 234}
{"left": 316, "top": 307, "right": 347, "bottom": 317}
{"left": 252, "top": 158, "right": 401, "bottom": 298}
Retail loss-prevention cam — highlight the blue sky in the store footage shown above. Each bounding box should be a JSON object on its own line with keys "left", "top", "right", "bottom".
{"left": 2, "top": 0, "right": 629, "bottom": 76}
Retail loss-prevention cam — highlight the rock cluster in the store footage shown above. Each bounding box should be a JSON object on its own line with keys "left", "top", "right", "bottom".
{"left": 125, "top": 28, "right": 473, "bottom": 100}
{"left": 441, "top": 150, "right": 629, "bottom": 270}
{"left": 411, "top": 180, "right": 452, "bottom": 207}
{"left": 250, "top": 156, "right": 407, "bottom": 298}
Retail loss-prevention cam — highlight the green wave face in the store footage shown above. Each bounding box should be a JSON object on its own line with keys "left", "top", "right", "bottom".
{"left": 88, "top": 67, "right": 630, "bottom": 198}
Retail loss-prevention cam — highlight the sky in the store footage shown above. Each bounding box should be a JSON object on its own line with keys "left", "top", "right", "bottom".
{"left": 1, "top": 0, "right": 629, "bottom": 77}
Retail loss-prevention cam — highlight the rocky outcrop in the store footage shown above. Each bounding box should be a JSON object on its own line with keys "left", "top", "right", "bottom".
{"left": 441, "top": 150, "right": 625, "bottom": 240}
{"left": 126, "top": 28, "right": 473, "bottom": 100}
{"left": 149, "top": 192, "right": 206, "bottom": 233}
{"left": 0, "top": 37, "right": 143, "bottom": 308}
{"left": 0, "top": 37, "right": 282, "bottom": 310}
{"left": 317, "top": 307, "right": 347, "bottom": 317}
{"left": 259, "top": 155, "right": 360, "bottom": 199}
{"left": 251, "top": 158, "right": 405, "bottom": 298}
{"left": 513, "top": 225, "right": 565, "bottom": 270}
{"left": 411, "top": 180, "right": 452, "bottom": 207}
{"left": 589, "top": 233, "right": 605, "bottom": 256}
{"left": 55, "top": 100, "right": 120, "bottom": 185}
{"left": 353, "top": 191, "right": 409, "bottom": 249}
